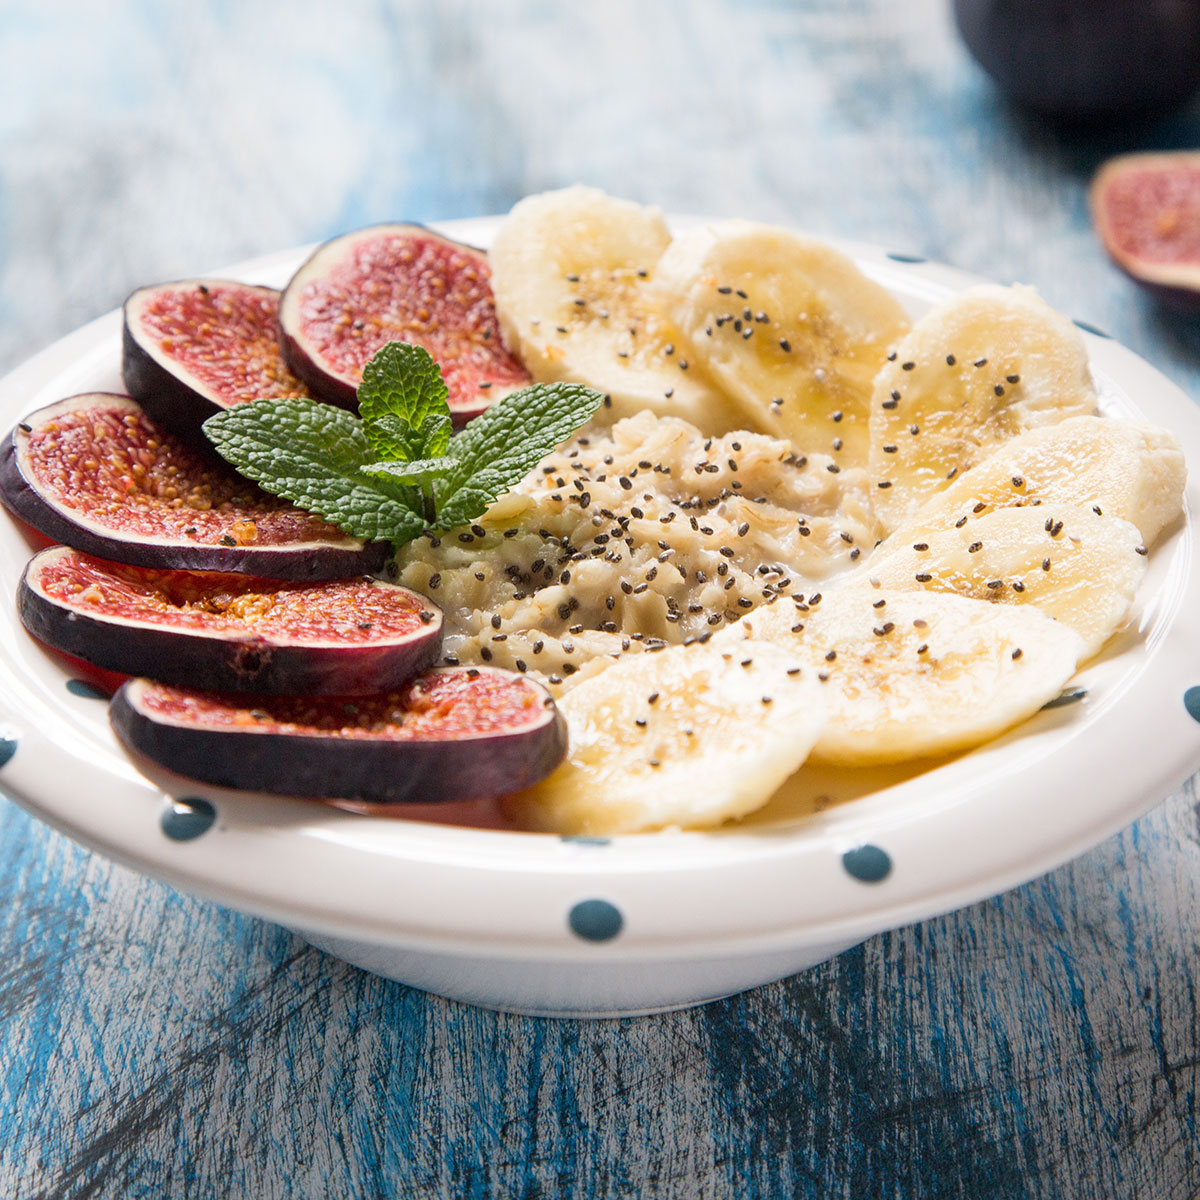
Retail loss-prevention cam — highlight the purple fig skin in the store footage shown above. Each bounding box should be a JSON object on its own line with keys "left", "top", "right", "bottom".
{"left": 19, "top": 547, "right": 442, "bottom": 695}
{"left": 122, "top": 281, "right": 320, "bottom": 450}
{"left": 109, "top": 671, "right": 569, "bottom": 804}
{"left": 278, "top": 223, "right": 530, "bottom": 424}
{"left": 0, "top": 394, "right": 387, "bottom": 581}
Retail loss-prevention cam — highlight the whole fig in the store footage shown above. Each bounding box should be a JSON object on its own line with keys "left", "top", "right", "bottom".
{"left": 953, "top": 0, "right": 1200, "bottom": 122}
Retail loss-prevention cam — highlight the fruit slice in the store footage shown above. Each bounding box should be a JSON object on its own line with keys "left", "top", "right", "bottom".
{"left": 886, "top": 415, "right": 1186, "bottom": 550}
{"left": 654, "top": 220, "right": 912, "bottom": 465}
{"left": 737, "top": 589, "right": 1083, "bottom": 766}
{"left": 865, "top": 505, "right": 1146, "bottom": 659}
{"left": 110, "top": 667, "right": 566, "bottom": 803}
{"left": 508, "top": 638, "right": 825, "bottom": 835}
{"left": 488, "top": 186, "right": 731, "bottom": 430}
{"left": 123, "top": 280, "right": 312, "bottom": 447}
{"left": 278, "top": 224, "right": 529, "bottom": 421}
{"left": 0, "top": 394, "right": 384, "bottom": 579}
{"left": 20, "top": 546, "right": 442, "bottom": 694}
{"left": 1092, "top": 152, "right": 1200, "bottom": 309}
{"left": 868, "top": 285, "right": 1097, "bottom": 531}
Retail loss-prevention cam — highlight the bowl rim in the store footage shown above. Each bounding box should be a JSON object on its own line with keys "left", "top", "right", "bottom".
{"left": 2, "top": 214, "right": 1199, "bottom": 963}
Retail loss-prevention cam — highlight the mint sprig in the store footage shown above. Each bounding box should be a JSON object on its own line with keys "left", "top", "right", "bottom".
{"left": 203, "top": 342, "right": 603, "bottom": 548}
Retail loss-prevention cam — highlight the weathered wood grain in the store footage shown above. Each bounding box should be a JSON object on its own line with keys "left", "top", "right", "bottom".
{"left": 1, "top": 0, "right": 1200, "bottom": 1196}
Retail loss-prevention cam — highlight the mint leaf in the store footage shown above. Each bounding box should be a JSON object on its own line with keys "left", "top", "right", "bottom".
{"left": 364, "top": 456, "right": 455, "bottom": 486}
{"left": 434, "top": 382, "right": 603, "bottom": 528}
{"left": 203, "top": 398, "right": 426, "bottom": 544}
{"left": 358, "top": 342, "right": 452, "bottom": 460}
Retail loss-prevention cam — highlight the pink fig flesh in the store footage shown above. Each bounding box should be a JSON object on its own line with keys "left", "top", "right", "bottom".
{"left": 123, "top": 280, "right": 313, "bottom": 447}
{"left": 20, "top": 546, "right": 442, "bottom": 694}
{"left": 279, "top": 224, "right": 531, "bottom": 422}
{"left": 110, "top": 668, "right": 568, "bottom": 803}
{"left": 1092, "top": 152, "right": 1200, "bottom": 309}
{"left": 0, "top": 393, "right": 385, "bottom": 580}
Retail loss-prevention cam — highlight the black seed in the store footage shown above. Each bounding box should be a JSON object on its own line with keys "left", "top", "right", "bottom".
{"left": 915, "top": 572, "right": 932, "bottom": 582}
{"left": 974, "top": 357, "right": 987, "bottom": 367}
{"left": 877, "top": 481, "right": 892, "bottom": 488}
{"left": 1012, "top": 580, "right": 1026, "bottom": 593}
{"left": 1012, "top": 648, "right": 1023, "bottom": 660}
{"left": 916, "top": 643, "right": 929, "bottom": 655}
{"left": 1007, "top": 374, "right": 1020, "bottom": 384}
{"left": 1136, "top": 545, "right": 1148, "bottom": 555}
{"left": 901, "top": 361, "right": 915, "bottom": 371}
{"left": 827, "top": 464, "right": 841, "bottom": 474}
{"left": 968, "top": 541, "right": 983, "bottom": 553}
{"left": 1042, "top": 558, "right": 1051, "bottom": 571}
{"left": 913, "top": 542, "right": 929, "bottom": 551}
{"left": 955, "top": 515, "right": 969, "bottom": 528}
{"left": 779, "top": 338, "right": 791, "bottom": 351}
{"left": 825, "top": 650, "right": 837, "bottom": 662}
{"left": 946, "top": 354, "right": 956, "bottom": 365}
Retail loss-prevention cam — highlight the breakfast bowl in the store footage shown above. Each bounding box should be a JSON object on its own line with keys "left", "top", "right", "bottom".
{"left": 2, "top": 215, "right": 1199, "bottom": 1018}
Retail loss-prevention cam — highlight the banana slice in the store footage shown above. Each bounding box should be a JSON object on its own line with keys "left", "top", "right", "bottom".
{"left": 887, "top": 415, "right": 1185, "bottom": 549}
{"left": 866, "top": 505, "right": 1147, "bottom": 659}
{"left": 736, "top": 589, "right": 1083, "bottom": 766}
{"left": 869, "top": 285, "right": 1098, "bottom": 531}
{"left": 654, "top": 220, "right": 911, "bottom": 466}
{"left": 507, "top": 639, "right": 826, "bottom": 835}
{"left": 488, "top": 187, "right": 731, "bottom": 429}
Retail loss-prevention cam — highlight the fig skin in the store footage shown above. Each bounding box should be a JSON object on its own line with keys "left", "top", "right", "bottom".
{"left": 954, "top": 0, "right": 1200, "bottom": 123}
{"left": 122, "top": 281, "right": 311, "bottom": 451}
{"left": 278, "top": 223, "right": 530, "bottom": 423}
{"left": 19, "top": 547, "right": 443, "bottom": 696}
{"left": 109, "top": 671, "right": 569, "bottom": 804}
{"left": 0, "top": 393, "right": 387, "bottom": 581}
{"left": 1092, "top": 152, "right": 1200, "bottom": 312}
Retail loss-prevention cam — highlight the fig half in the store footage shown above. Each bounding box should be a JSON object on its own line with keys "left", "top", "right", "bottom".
{"left": 1092, "top": 152, "right": 1200, "bottom": 310}
{"left": 110, "top": 669, "right": 568, "bottom": 803}
{"left": 278, "top": 224, "right": 531, "bottom": 422}
{"left": 20, "top": 546, "right": 442, "bottom": 694}
{"left": 123, "top": 280, "right": 313, "bottom": 447}
{"left": 0, "top": 393, "right": 386, "bottom": 579}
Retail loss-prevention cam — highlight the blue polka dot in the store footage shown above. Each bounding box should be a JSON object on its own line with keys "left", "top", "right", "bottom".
{"left": 568, "top": 898, "right": 623, "bottom": 942}
{"left": 0, "top": 737, "right": 15, "bottom": 768}
{"left": 561, "top": 835, "right": 611, "bottom": 846}
{"left": 842, "top": 844, "right": 892, "bottom": 884}
{"left": 161, "top": 797, "right": 216, "bottom": 841}
{"left": 1073, "top": 318, "right": 1112, "bottom": 339}
{"left": 67, "top": 678, "right": 111, "bottom": 700}
{"left": 886, "top": 251, "right": 927, "bottom": 263}
{"left": 1185, "top": 687, "right": 1200, "bottom": 723}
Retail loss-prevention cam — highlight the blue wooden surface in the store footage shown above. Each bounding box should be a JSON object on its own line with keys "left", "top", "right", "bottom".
{"left": 3, "top": 2, "right": 1200, "bottom": 1196}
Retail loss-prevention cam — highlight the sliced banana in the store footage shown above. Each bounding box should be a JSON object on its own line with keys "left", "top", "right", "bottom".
{"left": 507, "top": 639, "right": 826, "bottom": 835}
{"left": 887, "top": 415, "right": 1185, "bottom": 549}
{"left": 869, "top": 285, "right": 1098, "bottom": 531}
{"left": 736, "top": 589, "right": 1083, "bottom": 766}
{"left": 488, "top": 187, "right": 731, "bottom": 429}
{"left": 654, "top": 220, "right": 911, "bottom": 467}
{"left": 866, "top": 504, "right": 1147, "bottom": 659}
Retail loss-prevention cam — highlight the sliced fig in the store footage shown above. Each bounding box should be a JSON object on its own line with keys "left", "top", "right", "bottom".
{"left": 0, "top": 393, "right": 385, "bottom": 580}
{"left": 110, "top": 668, "right": 567, "bottom": 803}
{"left": 1092, "top": 153, "right": 1200, "bottom": 309}
{"left": 278, "top": 224, "right": 531, "bottom": 422}
{"left": 123, "top": 280, "right": 313, "bottom": 447}
{"left": 20, "top": 546, "right": 442, "bottom": 694}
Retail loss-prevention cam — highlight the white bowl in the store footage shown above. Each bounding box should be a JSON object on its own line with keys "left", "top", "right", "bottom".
{"left": 3, "top": 218, "right": 1200, "bottom": 1018}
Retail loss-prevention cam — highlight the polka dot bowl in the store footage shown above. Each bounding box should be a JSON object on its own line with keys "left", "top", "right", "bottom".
{"left": 2, "top": 219, "right": 1200, "bottom": 1017}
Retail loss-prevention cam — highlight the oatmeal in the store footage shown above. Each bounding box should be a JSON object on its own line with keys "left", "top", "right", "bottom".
{"left": 396, "top": 410, "right": 876, "bottom": 691}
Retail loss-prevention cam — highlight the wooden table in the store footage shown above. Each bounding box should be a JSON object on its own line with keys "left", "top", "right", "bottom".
{"left": 2, "top": 2, "right": 1199, "bottom": 1196}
